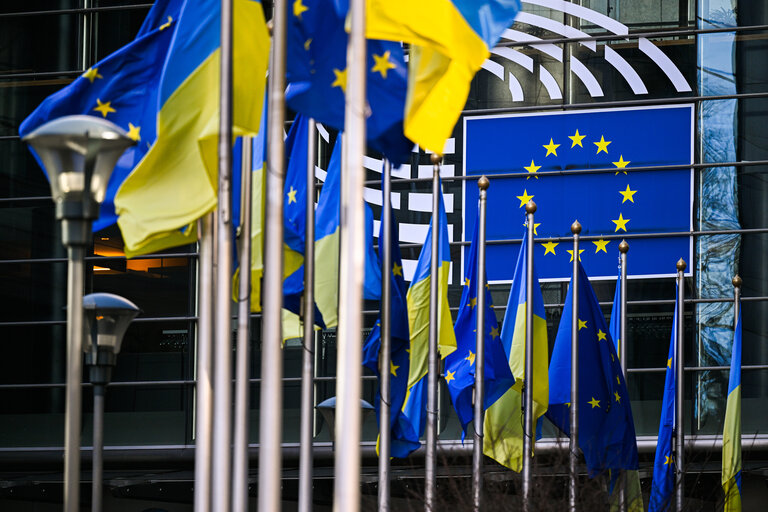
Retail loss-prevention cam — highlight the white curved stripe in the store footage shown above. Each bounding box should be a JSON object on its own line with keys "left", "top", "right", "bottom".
{"left": 363, "top": 155, "right": 382, "bottom": 173}
{"left": 638, "top": 38, "right": 692, "bottom": 92}
{"left": 570, "top": 57, "right": 604, "bottom": 97}
{"left": 515, "top": 11, "right": 596, "bottom": 51}
{"left": 539, "top": 66, "right": 562, "bottom": 100}
{"left": 315, "top": 165, "right": 327, "bottom": 181}
{"left": 481, "top": 59, "right": 505, "bottom": 80}
{"left": 316, "top": 123, "right": 330, "bottom": 142}
{"left": 400, "top": 260, "right": 453, "bottom": 284}
{"left": 364, "top": 188, "right": 401, "bottom": 209}
{"left": 491, "top": 47, "right": 534, "bottom": 72}
{"left": 502, "top": 29, "right": 563, "bottom": 61}
{"left": 373, "top": 221, "right": 454, "bottom": 244}
{"left": 523, "top": 0, "right": 628, "bottom": 36}
{"left": 604, "top": 46, "right": 648, "bottom": 95}
{"left": 508, "top": 72, "right": 524, "bottom": 102}
{"left": 408, "top": 192, "right": 454, "bottom": 213}
{"left": 417, "top": 163, "right": 455, "bottom": 178}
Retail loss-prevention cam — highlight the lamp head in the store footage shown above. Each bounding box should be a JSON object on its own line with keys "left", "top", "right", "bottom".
{"left": 83, "top": 292, "right": 140, "bottom": 358}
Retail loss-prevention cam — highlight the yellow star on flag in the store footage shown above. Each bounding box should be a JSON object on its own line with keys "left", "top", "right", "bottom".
{"left": 445, "top": 369, "right": 456, "bottom": 384}
{"left": 490, "top": 326, "right": 500, "bottom": 338}
{"left": 543, "top": 138, "right": 560, "bottom": 157}
{"left": 469, "top": 297, "right": 477, "bottom": 309}
{"left": 578, "top": 319, "right": 588, "bottom": 330}
{"left": 83, "top": 67, "right": 102, "bottom": 83}
{"left": 612, "top": 213, "right": 630, "bottom": 232}
{"left": 516, "top": 189, "right": 534, "bottom": 207}
{"left": 594, "top": 135, "right": 611, "bottom": 154}
{"left": 287, "top": 186, "right": 298, "bottom": 204}
{"left": 569, "top": 129, "right": 586, "bottom": 148}
{"left": 523, "top": 221, "right": 541, "bottom": 235}
{"left": 664, "top": 455, "right": 673, "bottom": 465}
{"left": 93, "top": 98, "right": 115, "bottom": 118}
{"left": 524, "top": 160, "right": 540, "bottom": 179}
{"left": 304, "top": 38, "right": 312, "bottom": 51}
{"left": 614, "top": 391, "right": 621, "bottom": 403}
{"left": 293, "top": 0, "right": 309, "bottom": 19}
{"left": 667, "top": 357, "right": 672, "bottom": 368}
{"left": 613, "top": 155, "right": 630, "bottom": 174}
{"left": 371, "top": 51, "right": 397, "bottom": 79}
{"left": 567, "top": 249, "right": 584, "bottom": 262}
{"left": 619, "top": 184, "right": 636, "bottom": 203}
{"left": 464, "top": 277, "right": 470, "bottom": 287}
{"left": 392, "top": 262, "right": 402, "bottom": 276}
{"left": 390, "top": 360, "right": 399, "bottom": 377}
{"left": 331, "top": 68, "right": 347, "bottom": 92}
{"left": 127, "top": 123, "right": 141, "bottom": 142}
{"left": 465, "top": 350, "right": 476, "bottom": 366}
{"left": 588, "top": 397, "right": 601, "bottom": 408}
{"left": 616, "top": 375, "right": 621, "bottom": 385}
{"left": 542, "top": 241, "right": 558, "bottom": 256}
{"left": 597, "top": 329, "right": 607, "bottom": 341}
{"left": 593, "top": 239, "right": 609, "bottom": 253}
{"left": 159, "top": 15, "right": 173, "bottom": 31}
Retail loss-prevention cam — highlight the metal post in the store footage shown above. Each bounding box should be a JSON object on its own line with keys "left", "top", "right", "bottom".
{"left": 259, "top": 0, "right": 288, "bottom": 509}
{"left": 522, "top": 201, "right": 536, "bottom": 511}
{"left": 618, "top": 240, "right": 629, "bottom": 512}
{"left": 298, "top": 120, "right": 317, "bottom": 512}
{"left": 334, "top": 0, "right": 366, "bottom": 509}
{"left": 675, "top": 258, "right": 686, "bottom": 512}
{"left": 569, "top": 220, "right": 582, "bottom": 512}
{"left": 233, "top": 137, "right": 254, "bottom": 512}
{"left": 195, "top": 213, "right": 215, "bottom": 512}
{"left": 64, "top": 244, "right": 85, "bottom": 512}
{"left": 425, "top": 154, "right": 441, "bottom": 511}
{"left": 472, "top": 177, "right": 490, "bottom": 511}
{"left": 91, "top": 385, "right": 105, "bottom": 512}
{"left": 378, "top": 159, "right": 393, "bottom": 512}
{"left": 733, "top": 276, "right": 742, "bottom": 330}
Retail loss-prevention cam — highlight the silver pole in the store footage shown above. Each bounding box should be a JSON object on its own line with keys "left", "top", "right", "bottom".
{"left": 259, "top": 0, "right": 288, "bottom": 509}
{"left": 618, "top": 240, "right": 629, "bottom": 512}
{"left": 64, "top": 244, "right": 85, "bottom": 512}
{"left": 91, "top": 386, "right": 105, "bottom": 512}
{"left": 472, "top": 177, "right": 490, "bottom": 511}
{"left": 569, "top": 220, "right": 582, "bottom": 512}
{"left": 675, "top": 258, "right": 686, "bottom": 512}
{"left": 425, "top": 154, "right": 441, "bottom": 511}
{"left": 212, "top": 0, "right": 235, "bottom": 509}
{"left": 233, "top": 137, "right": 254, "bottom": 512}
{"left": 733, "top": 276, "right": 741, "bottom": 330}
{"left": 378, "top": 159, "right": 393, "bottom": 512}
{"left": 195, "top": 213, "right": 215, "bottom": 512}
{"left": 298, "top": 120, "right": 317, "bottom": 512}
{"left": 522, "top": 201, "right": 537, "bottom": 511}
{"left": 334, "top": 0, "right": 366, "bottom": 509}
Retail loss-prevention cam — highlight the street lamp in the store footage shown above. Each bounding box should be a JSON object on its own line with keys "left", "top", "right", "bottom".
{"left": 22, "top": 115, "right": 134, "bottom": 512}
{"left": 83, "top": 292, "right": 139, "bottom": 512}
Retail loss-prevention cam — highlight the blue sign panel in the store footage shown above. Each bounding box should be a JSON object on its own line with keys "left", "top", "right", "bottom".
{"left": 463, "top": 105, "right": 693, "bottom": 282}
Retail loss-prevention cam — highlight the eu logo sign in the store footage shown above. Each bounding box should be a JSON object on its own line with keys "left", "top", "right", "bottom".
{"left": 463, "top": 105, "right": 693, "bottom": 281}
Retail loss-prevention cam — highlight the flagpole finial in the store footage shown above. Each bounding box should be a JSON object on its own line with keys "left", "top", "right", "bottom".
{"left": 571, "top": 220, "right": 581, "bottom": 235}
{"left": 619, "top": 240, "right": 629, "bottom": 253}
{"left": 266, "top": 19, "right": 273, "bottom": 35}
{"left": 478, "top": 175, "right": 489, "bottom": 190}
{"left": 525, "top": 200, "right": 536, "bottom": 214}
{"left": 676, "top": 258, "right": 687, "bottom": 272}
{"left": 732, "top": 275, "right": 742, "bottom": 288}
{"left": 430, "top": 153, "right": 442, "bottom": 165}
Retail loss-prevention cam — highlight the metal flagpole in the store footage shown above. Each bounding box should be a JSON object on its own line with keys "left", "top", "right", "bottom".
{"left": 195, "top": 213, "right": 215, "bottom": 512}
{"left": 378, "top": 158, "right": 393, "bottom": 512}
{"left": 618, "top": 240, "right": 629, "bottom": 512}
{"left": 472, "top": 176, "right": 490, "bottom": 511}
{"left": 522, "top": 200, "right": 536, "bottom": 512}
{"left": 569, "top": 220, "right": 582, "bottom": 512}
{"left": 732, "top": 275, "right": 741, "bottom": 338}
{"left": 425, "top": 153, "right": 441, "bottom": 511}
{"left": 298, "top": 119, "right": 317, "bottom": 512}
{"left": 233, "top": 137, "right": 253, "bottom": 512}
{"left": 334, "top": 0, "right": 366, "bottom": 508}
{"left": 259, "top": 0, "right": 288, "bottom": 509}
{"left": 675, "top": 258, "right": 686, "bottom": 512}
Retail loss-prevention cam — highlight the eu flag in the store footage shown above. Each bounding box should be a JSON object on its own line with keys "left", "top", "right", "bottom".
{"left": 547, "top": 261, "right": 639, "bottom": 477}
{"left": 464, "top": 105, "right": 693, "bottom": 281}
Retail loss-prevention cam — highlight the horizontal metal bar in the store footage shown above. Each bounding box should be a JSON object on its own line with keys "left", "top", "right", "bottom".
{"left": 0, "top": 4, "right": 152, "bottom": 19}
{"left": 628, "top": 365, "right": 768, "bottom": 374}
{"left": 0, "top": 251, "right": 198, "bottom": 265}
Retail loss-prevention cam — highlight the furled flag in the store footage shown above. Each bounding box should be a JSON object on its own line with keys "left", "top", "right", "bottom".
{"left": 648, "top": 289, "right": 679, "bottom": 512}
{"left": 445, "top": 212, "right": 515, "bottom": 438}
{"left": 397, "top": 183, "right": 457, "bottom": 451}
{"left": 547, "top": 261, "right": 639, "bottom": 477}
{"left": 722, "top": 310, "right": 742, "bottom": 511}
{"left": 365, "top": 0, "right": 521, "bottom": 153}
{"left": 286, "top": 0, "right": 414, "bottom": 164}
{"left": 483, "top": 230, "right": 548, "bottom": 471}
{"left": 362, "top": 203, "right": 413, "bottom": 457}
{"left": 609, "top": 266, "right": 622, "bottom": 355}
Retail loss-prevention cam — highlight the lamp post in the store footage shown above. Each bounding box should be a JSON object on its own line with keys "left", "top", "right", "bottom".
{"left": 83, "top": 292, "right": 139, "bottom": 512}
{"left": 22, "top": 115, "right": 134, "bottom": 512}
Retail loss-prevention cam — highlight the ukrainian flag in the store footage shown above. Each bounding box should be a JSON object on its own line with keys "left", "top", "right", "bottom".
{"left": 366, "top": 0, "right": 520, "bottom": 153}
{"left": 722, "top": 311, "right": 742, "bottom": 511}
{"left": 483, "top": 231, "right": 548, "bottom": 471}
{"left": 114, "top": 0, "right": 269, "bottom": 257}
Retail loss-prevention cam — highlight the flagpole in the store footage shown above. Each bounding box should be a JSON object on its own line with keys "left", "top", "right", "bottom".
{"left": 298, "top": 119, "right": 317, "bottom": 512}
{"left": 618, "top": 240, "right": 629, "bottom": 512}
{"left": 378, "top": 158, "right": 393, "bottom": 512}
{"left": 259, "top": 0, "right": 288, "bottom": 509}
{"left": 522, "top": 200, "right": 537, "bottom": 512}
{"left": 334, "top": 0, "right": 366, "bottom": 508}
{"left": 472, "top": 176, "right": 489, "bottom": 512}
{"left": 675, "top": 258, "right": 686, "bottom": 512}
{"left": 425, "top": 153, "right": 441, "bottom": 511}
{"left": 569, "top": 220, "right": 582, "bottom": 512}
{"left": 732, "top": 275, "right": 741, "bottom": 330}
{"left": 233, "top": 136, "right": 253, "bottom": 512}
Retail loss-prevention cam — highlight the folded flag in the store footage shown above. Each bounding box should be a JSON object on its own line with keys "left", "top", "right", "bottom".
{"left": 722, "top": 309, "right": 742, "bottom": 511}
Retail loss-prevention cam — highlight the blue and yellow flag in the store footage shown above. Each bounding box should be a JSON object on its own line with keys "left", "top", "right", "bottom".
{"left": 722, "top": 310, "right": 742, "bottom": 511}
{"left": 445, "top": 214, "right": 515, "bottom": 438}
{"left": 287, "top": 0, "right": 413, "bottom": 164}
{"left": 609, "top": 267, "right": 622, "bottom": 355}
{"left": 483, "top": 230, "right": 549, "bottom": 471}
{"left": 649, "top": 289, "right": 679, "bottom": 512}
{"left": 366, "top": 0, "right": 521, "bottom": 153}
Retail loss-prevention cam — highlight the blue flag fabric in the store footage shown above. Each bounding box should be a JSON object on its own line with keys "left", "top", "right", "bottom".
{"left": 547, "top": 261, "right": 639, "bottom": 477}
{"left": 609, "top": 264, "right": 622, "bottom": 355}
{"left": 286, "top": 0, "right": 413, "bottom": 164}
{"left": 445, "top": 213, "right": 515, "bottom": 438}
{"left": 649, "top": 289, "right": 679, "bottom": 511}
